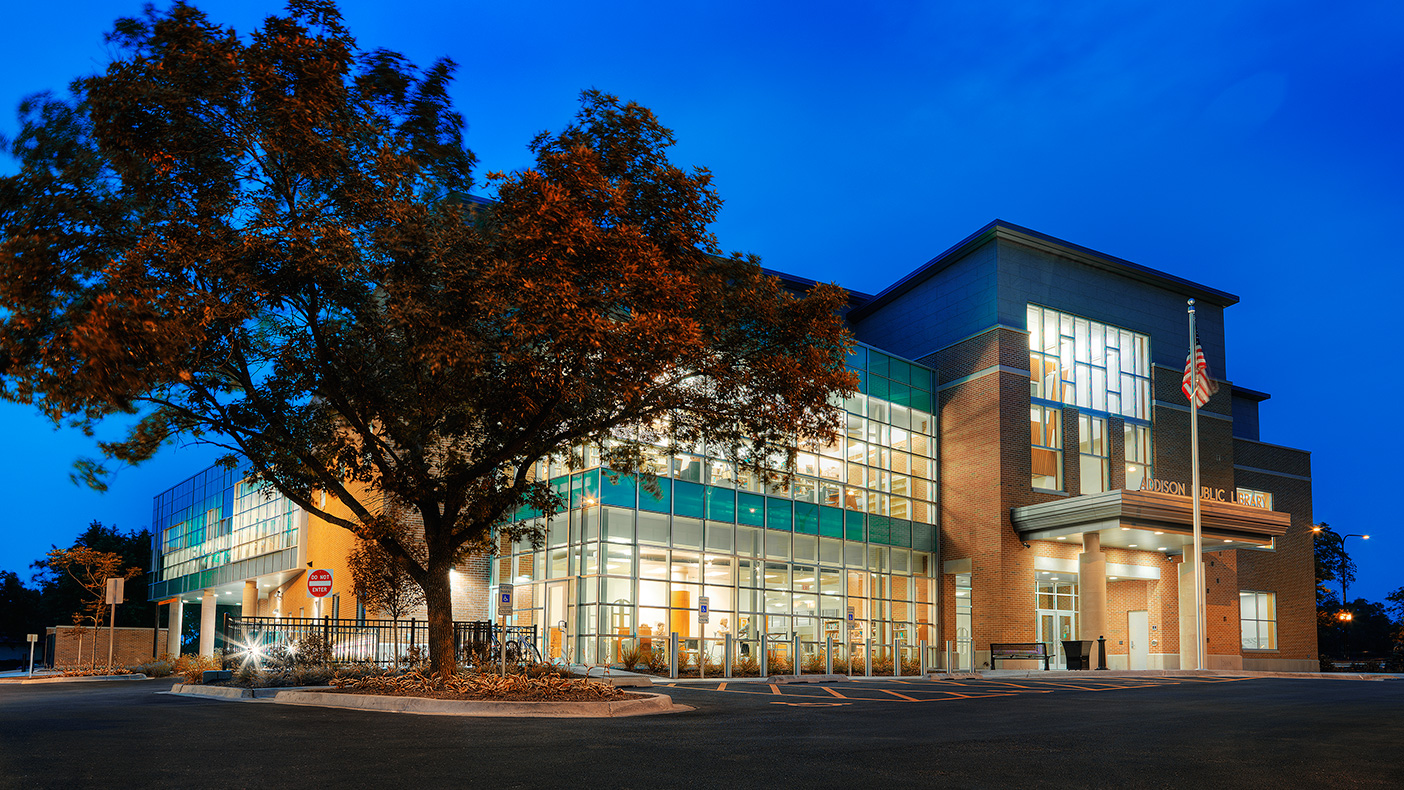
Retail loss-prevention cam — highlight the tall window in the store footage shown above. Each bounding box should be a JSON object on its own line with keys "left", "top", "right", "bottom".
{"left": 1027, "top": 305, "right": 1151, "bottom": 421}
{"left": 1125, "top": 423, "right": 1151, "bottom": 491}
{"left": 1079, "top": 414, "right": 1108, "bottom": 495}
{"left": 1240, "top": 591, "right": 1277, "bottom": 649}
{"left": 1031, "top": 404, "right": 1062, "bottom": 490}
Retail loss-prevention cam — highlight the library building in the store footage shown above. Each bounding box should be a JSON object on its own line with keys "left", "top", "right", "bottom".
{"left": 147, "top": 220, "right": 1316, "bottom": 673}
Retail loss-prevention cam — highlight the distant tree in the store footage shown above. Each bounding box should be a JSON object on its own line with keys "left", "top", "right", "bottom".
{"left": 1388, "top": 587, "right": 1404, "bottom": 623}
{"left": 0, "top": 2, "right": 855, "bottom": 676}
{"left": 0, "top": 571, "right": 42, "bottom": 641}
{"left": 348, "top": 530, "right": 425, "bottom": 665}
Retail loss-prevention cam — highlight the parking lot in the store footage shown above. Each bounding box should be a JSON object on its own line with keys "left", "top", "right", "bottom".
{"left": 658, "top": 675, "right": 1254, "bottom": 706}
{"left": 1, "top": 675, "right": 1401, "bottom": 789}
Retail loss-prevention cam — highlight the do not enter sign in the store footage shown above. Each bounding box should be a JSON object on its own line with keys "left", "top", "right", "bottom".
{"left": 307, "top": 569, "right": 333, "bottom": 598}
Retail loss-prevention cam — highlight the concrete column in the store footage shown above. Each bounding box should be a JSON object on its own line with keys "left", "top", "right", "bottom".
{"left": 242, "top": 581, "right": 258, "bottom": 618}
{"left": 166, "top": 600, "right": 183, "bottom": 657}
{"left": 1079, "top": 532, "right": 1107, "bottom": 642}
{"left": 199, "top": 589, "right": 218, "bottom": 657}
{"left": 1178, "top": 558, "right": 1200, "bottom": 670}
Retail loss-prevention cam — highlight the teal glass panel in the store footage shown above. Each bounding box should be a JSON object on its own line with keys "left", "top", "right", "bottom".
{"left": 738, "top": 492, "right": 765, "bottom": 526}
{"left": 912, "top": 366, "right": 934, "bottom": 393}
{"left": 845, "top": 510, "right": 865, "bottom": 542}
{"left": 869, "top": 514, "right": 891, "bottom": 545}
{"left": 857, "top": 370, "right": 867, "bottom": 395}
{"left": 891, "top": 359, "right": 911, "bottom": 386}
{"left": 869, "top": 376, "right": 889, "bottom": 401}
{"left": 766, "top": 497, "right": 793, "bottom": 531}
{"left": 912, "top": 390, "right": 933, "bottom": 414}
{"left": 706, "top": 486, "right": 736, "bottom": 523}
{"left": 674, "top": 480, "right": 705, "bottom": 519}
{"left": 794, "top": 502, "right": 819, "bottom": 535}
{"left": 639, "top": 477, "right": 672, "bottom": 513}
{"left": 581, "top": 469, "right": 600, "bottom": 505}
{"left": 600, "top": 471, "right": 637, "bottom": 508}
{"left": 819, "top": 506, "right": 844, "bottom": 538}
{"left": 912, "top": 522, "right": 935, "bottom": 553}
{"left": 551, "top": 476, "right": 570, "bottom": 514}
{"left": 890, "top": 519, "right": 912, "bottom": 548}
{"left": 870, "top": 352, "right": 889, "bottom": 378}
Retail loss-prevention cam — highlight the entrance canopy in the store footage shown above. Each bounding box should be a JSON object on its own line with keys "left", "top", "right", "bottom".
{"left": 1010, "top": 489, "right": 1290, "bottom": 556}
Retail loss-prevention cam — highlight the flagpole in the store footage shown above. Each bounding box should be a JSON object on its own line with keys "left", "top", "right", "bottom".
{"left": 1188, "top": 299, "right": 1206, "bottom": 671}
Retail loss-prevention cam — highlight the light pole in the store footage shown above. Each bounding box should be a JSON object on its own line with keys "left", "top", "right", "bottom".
{"left": 1340, "top": 533, "right": 1370, "bottom": 605}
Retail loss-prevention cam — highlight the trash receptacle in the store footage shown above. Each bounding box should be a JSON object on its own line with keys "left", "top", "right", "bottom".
{"left": 1062, "top": 640, "right": 1094, "bottom": 670}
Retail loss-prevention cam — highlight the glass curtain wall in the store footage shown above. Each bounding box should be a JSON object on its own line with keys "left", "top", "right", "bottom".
{"left": 1028, "top": 304, "right": 1152, "bottom": 493}
{"left": 498, "top": 344, "right": 939, "bottom": 666}
{"left": 153, "top": 466, "right": 301, "bottom": 585}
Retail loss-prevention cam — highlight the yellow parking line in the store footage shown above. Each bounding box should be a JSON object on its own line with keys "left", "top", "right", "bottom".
{"left": 821, "top": 686, "right": 848, "bottom": 699}
{"left": 880, "top": 689, "right": 920, "bottom": 701}
{"left": 769, "top": 684, "right": 782, "bottom": 695}
{"left": 717, "top": 682, "right": 727, "bottom": 691}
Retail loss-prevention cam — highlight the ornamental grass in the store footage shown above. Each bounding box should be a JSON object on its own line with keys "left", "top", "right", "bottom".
{"left": 332, "top": 669, "right": 626, "bottom": 701}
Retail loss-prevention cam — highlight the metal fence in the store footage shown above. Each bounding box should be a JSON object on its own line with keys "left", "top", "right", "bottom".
{"left": 228, "top": 617, "right": 538, "bottom": 667}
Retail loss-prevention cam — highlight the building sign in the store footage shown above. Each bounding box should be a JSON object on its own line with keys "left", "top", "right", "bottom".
{"left": 1138, "top": 478, "right": 1270, "bottom": 509}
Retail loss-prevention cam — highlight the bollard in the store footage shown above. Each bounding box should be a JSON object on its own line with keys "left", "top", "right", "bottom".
{"left": 794, "top": 634, "right": 802, "bottom": 676}
{"left": 894, "top": 638, "right": 902, "bottom": 676}
{"left": 760, "top": 633, "right": 768, "bottom": 678}
{"left": 866, "top": 638, "right": 873, "bottom": 677}
{"left": 669, "top": 632, "right": 679, "bottom": 679}
{"left": 826, "top": 636, "right": 834, "bottom": 675}
{"left": 725, "top": 633, "right": 733, "bottom": 678}
{"left": 1096, "top": 635, "right": 1109, "bottom": 671}
{"left": 945, "top": 640, "right": 952, "bottom": 673}
{"left": 920, "top": 639, "right": 928, "bottom": 676}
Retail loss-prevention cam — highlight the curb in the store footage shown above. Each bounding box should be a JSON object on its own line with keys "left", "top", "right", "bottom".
{"left": 0, "top": 673, "right": 150, "bottom": 685}
{"left": 167, "top": 683, "right": 329, "bottom": 699}
{"left": 268, "top": 688, "right": 681, "bottom": 717}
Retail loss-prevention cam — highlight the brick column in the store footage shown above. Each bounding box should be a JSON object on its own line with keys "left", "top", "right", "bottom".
{"left": 1079, "top": 532, "right": 1107, "bottom": 646}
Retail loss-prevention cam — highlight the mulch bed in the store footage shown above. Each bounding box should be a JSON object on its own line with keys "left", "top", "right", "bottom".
{"left": 326, "top": 687, "right": 642, "bottom": 702}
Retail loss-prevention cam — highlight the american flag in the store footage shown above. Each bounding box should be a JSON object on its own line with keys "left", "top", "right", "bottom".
{"left": 1182, "top": 335, "right": 1218, "bottom": 407}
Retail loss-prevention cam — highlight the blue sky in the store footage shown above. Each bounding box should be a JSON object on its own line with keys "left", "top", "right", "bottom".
{"left": 1, "top": 1, "right": 1400, "bottom": 602}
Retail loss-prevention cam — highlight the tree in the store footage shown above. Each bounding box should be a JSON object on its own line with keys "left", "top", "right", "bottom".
{"left": 36, "top": 542, "right": 140, "bottom": 667}
{"left": 31, "top": 521, "right": 156, "bottom": 632}
{"left": 0, "top": 2, "right": 856, "bottom": 676}
{"left": 348, "top": 524, "right": 425, "bottom": 665}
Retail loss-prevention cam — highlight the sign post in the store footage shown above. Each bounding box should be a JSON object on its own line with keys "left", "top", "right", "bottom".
{"left": 698, "top": 596, "right": 710, "bottom": 679}
{"left": 847, "top": 606, "right": 855, "bottom": 672}
{"left": 105, "top": 577, "right": 125, "bottom": 670}
{"left": 26, "top": 633, "right": 37, "bottom": 678}
{"left": 498, "top": 584, "right": 513, "bottom": 676}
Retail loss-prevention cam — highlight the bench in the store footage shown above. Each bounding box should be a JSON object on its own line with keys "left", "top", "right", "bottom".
{"left": 990, "top": 642, "right": 1050, "bottom": 670}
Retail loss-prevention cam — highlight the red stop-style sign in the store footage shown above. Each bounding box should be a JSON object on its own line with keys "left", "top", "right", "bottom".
{"left": 307, "top": 569, "right": 333, "bottom": 598}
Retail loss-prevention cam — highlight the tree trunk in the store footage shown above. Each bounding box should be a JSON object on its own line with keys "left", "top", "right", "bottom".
{"left": 423, "top": 567, "right": 456, "bottom": 677}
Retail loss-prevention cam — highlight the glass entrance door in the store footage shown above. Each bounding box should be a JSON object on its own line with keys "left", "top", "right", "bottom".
{"left": 1035, "top": 572, "right": 1078, "bottom": 669}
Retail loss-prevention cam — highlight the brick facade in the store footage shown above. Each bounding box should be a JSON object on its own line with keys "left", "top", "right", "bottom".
{"left": 895, "top": 226, "right": 1316, "bottom": 671}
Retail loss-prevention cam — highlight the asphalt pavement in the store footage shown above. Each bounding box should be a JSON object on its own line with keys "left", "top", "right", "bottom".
{"left": 1, "top": 676, "right": 1400, "bottom": 789}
